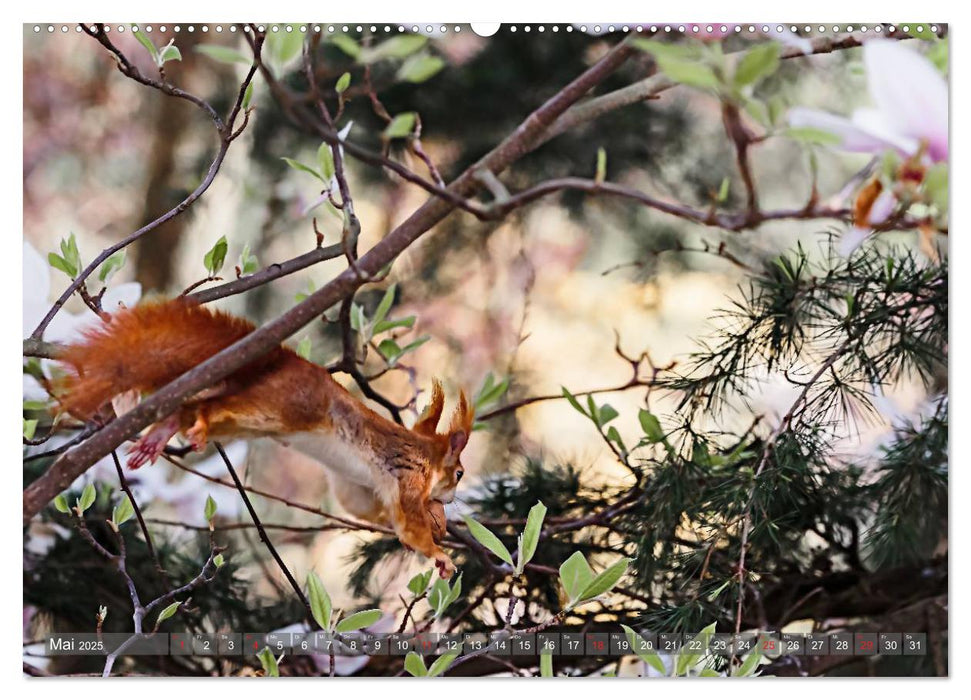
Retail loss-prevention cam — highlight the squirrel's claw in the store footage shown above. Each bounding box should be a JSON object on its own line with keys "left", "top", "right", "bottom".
{"left": 127, "top": 415, "right": 180, "bottom": 469}
{"left": 435, "top": 555, "right": 456, "bottom": 580}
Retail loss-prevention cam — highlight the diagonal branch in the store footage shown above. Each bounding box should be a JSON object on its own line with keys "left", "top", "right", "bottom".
{"left": 23, "top": 35, "right": 638, "bottom": 523}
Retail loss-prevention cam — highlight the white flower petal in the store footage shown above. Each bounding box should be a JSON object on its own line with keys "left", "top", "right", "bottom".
{"left": 867, "top": 190, "right": 897, "bottom": 226}
{"left": 788, "top": 107, "right": 895, "bottom": 154}
{"left": 23, "top": 241, "right": 51, "bottom": 334}
{"left": 43, "top": 309, "right": 93, "bottom": 345}
{"left": 838, "top": 226, "right": 872, "bottom": 257}
{"left": 23, "top": 374, "right": 47, "bottom": 401}
{"left": 102, "top": 282, "right": 142, "bottom": 312}
{"left": 851, "top": 108, "right": 920, "bottom": 157}
{"left": 864, "top": 40, "right": 948, "bottom": 161}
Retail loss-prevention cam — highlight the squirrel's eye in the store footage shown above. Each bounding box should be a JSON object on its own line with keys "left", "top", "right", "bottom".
{"left": 455, "top": 469, "right": 464, "bottom": 482}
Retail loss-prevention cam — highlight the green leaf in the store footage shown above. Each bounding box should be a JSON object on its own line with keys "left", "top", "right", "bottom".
{"left": 366, "top": 34, "right": 427, "bottom": 62}
{"left": 257, "top": 646, "right": 280, "bottom": 676}
{"left": 98, "top": 250, "right": 126, "bottom": 283}
{"left": 397, "top": 53, "right": 445, "bottom": 83}
{"left": 23, "top": 399, "right": 48, "bottom": 411}
{"left": 734, "top": 652, "right": 762, "bottom": 677}
{"left": 517, "top": 501, "right": 547, "bottom": 574}
{"left": 558, "top": 551, "right": 594, "bottom": 603}
{"left": 214, "top": 553, "right": 225, "bottom": 567}
{"left": 734, "top": 43, "right": 781, "bottom": 87}
{"left": 50, "top": 233, "right": 81, "bottom": 278}
{"left": 448, "top": 572, "right": 463, "bottom": 605}
{"left": 238, "top": 243, "right": 259, "bottom": 275}
{"left": 113, "top": 495, "right": 135, "bottom": 526}
{"left": 296, "top": 336, "right": 312, "bottom": 360}
{"left": 595, "top": 147, "right": 607, "bottom": 184}
{"left": 155, "top": 601, "right": 180, "bottom": 625}
{"left": 461, "top": 515, "right": 513, "bottom": 566}
{"left": 317, "top": 143, "right": 336, "bottom": 183}
{"left": 196, "top": 44, "right": 251, "bottom": 65}
{"left": 203, "top": 236, "right": 228, "bottom": 276}
{"left": 132, "top": 27, "right": 158, "bottom": 60}
{"left": 924, "top": 163, "right": 948, "bottom": 213}
{"left": 745, "top": 98, "right": 770, "bottom": 127}
{"left": 48, "top": 253, "right": 75, "bottom": 279}
{"left": 241, "top": 81, "right": 255, "bottom": 110}
{"left": 157, "top": 41, "right": 182, "bottom": 66}
{"left": 329, "top": 34, "right": 361, "bottom": 59}
{"left": 335, "top": 608, "right": 382, "bottom": 632}
{"left": 621, "top": 625, "right": 666, "bottom": 674}
{"left": 404, "top": 651, "right": 427, "bottom": 676}
{"left": 474, "top": 374, "right": 510, "bottom": 409}
{"left": 383, "top": 112, "right": 418, "bottom": 140}
{"left": 928, "top": 38, "right": 948, "bottom": 73}
{"left": 372, "top": 284, "right": 397, "bottom": 327}
{"left": 562, "top": 387, "right": 588, "bottom": 417}
{"left": 204, "top": 494, "right": 217, "bottom": 522}
{"left": 717, "top": 176, "right": 731, "bottom": 203}
{"left": 399, "top": 335, "right": 430, "bottom": 356}
{"left": 77, "top": 483, "right": 96, "bottom": 514}
{"left": 307, "top": 572, "right": 332, "bottom": 630}
{"left": 61, "top": 233, "right": 81, "bottom": 272}
{"left": 426, "top": 651, "right": 457, "bottom": 677}
{"left": 677, "top": 622, "right": 716, "bottom": 675}
{"left": 577, "top": 557, "right": 630, "bottom": 602}
{"left": 23, "top": 418, "right": 38, "bottom": 440}
{"left": 655, "top": 56, "right": 720, "bottom": 89}
{"left": 373, "top": 315, "right": 416, "bottom": 334}
{"left": 53, "top": 493, "right": 70, "bottom": 514}
{"left": 268, "top": 30, "right": 304, "bottom": 66}
{"left": 785, "top": 126, "right": 841, "bottom": 147}
{"left": 350, "top": 303, "right": 365, "bottom": 332}
{"left": 407, "top": 569, "right": 433, "bottom": 596}
{"left": 335, "top": 72, "right": 352, "bottom": 93}
{"left": 606, "top": 426, "right": 627, "bottom": 454}
{"left": 586, "top": 394, "right": 598, "bottom": 423}
{"left": 281, "top": 157, "right": 324, "bottom": 182}
{"left": 638, "top": 410, "right": 665, "bottom": 442}
{"left": 377, "top": 338, "right": 403, "bottom": 365}
{"left": 597, "top": 403, "right": 619, "bottom": 425}
{"left": 540, "top": 651, "right": 553, "bottom": 677}
{"left": 427, "top": 577, "right": 451, "bottom": 616}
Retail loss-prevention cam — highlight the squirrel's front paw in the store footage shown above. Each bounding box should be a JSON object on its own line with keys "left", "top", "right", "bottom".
{"left": 435, "top": 554, "right": 456, "bottom": 580}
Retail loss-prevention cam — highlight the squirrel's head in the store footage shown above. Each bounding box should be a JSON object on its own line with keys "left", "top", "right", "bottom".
{"left": 412, "top": 380, "right": 474, "bottom": 506}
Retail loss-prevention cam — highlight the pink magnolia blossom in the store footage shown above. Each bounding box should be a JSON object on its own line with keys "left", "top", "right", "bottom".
{"left": 789, "top": 40, "right": 948, "bottom": 163}
{"left": 789, "top": 40, "right": 947, "bottom": 253}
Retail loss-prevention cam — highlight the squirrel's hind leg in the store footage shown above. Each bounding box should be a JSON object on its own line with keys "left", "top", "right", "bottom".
{"left": 127, "top": 414, "right": 181, "bottom": 469}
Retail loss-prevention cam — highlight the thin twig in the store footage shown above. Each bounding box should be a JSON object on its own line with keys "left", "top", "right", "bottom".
{"left": 213, "top": 441, "right": 314, "bottom": 623}
{"left": 110, "top": 450, "right": 169, "bottom": 587}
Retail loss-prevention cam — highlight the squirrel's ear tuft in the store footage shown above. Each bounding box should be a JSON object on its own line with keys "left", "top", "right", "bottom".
{"left": 449, "top": 389, "right": 475, "bottom": 436}
{"left": 413, "top": 379, "right": 445, "bottom": 435}
{"left": 443, "top": 389, "right": 475, "bottom": 464}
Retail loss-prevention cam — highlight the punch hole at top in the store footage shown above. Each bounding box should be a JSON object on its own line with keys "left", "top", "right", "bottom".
{"left": 471, "top": 23, "right": 501, "bottom": 37}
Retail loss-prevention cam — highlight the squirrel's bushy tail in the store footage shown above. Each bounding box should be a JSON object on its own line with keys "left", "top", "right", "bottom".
{"left": 57, "top": 299, "right": 260, "bottom": 419}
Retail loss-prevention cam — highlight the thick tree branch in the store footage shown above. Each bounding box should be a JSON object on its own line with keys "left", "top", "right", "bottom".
{"left": 24, "top": 35, "right": 637, "bottom": 523}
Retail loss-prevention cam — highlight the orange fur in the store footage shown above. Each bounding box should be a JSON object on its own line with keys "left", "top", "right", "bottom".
{"left": 56, "top": 299, "right": 471, "bottom": 578}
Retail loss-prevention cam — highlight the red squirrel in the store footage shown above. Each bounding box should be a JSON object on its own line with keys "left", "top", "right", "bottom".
{"left": 57, "top": 299, "right": 470, "bottom": 578}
